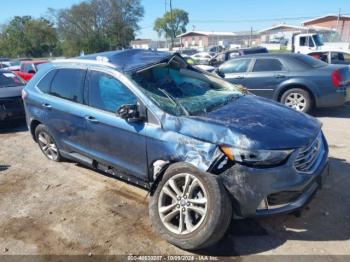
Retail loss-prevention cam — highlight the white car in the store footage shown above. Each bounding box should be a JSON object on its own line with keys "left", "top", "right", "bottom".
{"left": 190, "top": 52, "right": 215, "bottom": 65}
{"left": 307, "top": 49, "right": 350, "bottom": 69}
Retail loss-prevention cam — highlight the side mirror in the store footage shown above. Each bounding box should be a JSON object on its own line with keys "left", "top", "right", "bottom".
{"left": 210, "top": 58, "right": 217, "bottom": 66}
{"left": 116, "top": 103, "right": 146, "bottom": 123}
{"left": 215, "top": 68, "right": 225, "bottom": 78}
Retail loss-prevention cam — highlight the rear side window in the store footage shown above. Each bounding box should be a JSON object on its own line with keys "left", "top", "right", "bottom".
{"left": 37, "top": 70, "right": 57, "bottom": 93}
{"left": 88, "top": 71, "right": 137, "bottom": 113}
{"left": 23, "top": 63, "right": 35, "bottom": 73}
{"left": 50, "top": 69, "right": 85, "bottom": 103}
{"left": 253, "top": 59, "right": 283, "bottom": 72}
{"left": 295, "top": 54, "right": 328, "bottom": 68}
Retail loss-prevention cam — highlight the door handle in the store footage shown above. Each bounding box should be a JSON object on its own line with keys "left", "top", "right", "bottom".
{"left": 85, "top": 116, "right": 99, "bottom": 124}
{"left": 275, "top": 74, "right": 285, "bottom": 78}
{"left": 235, "top": 76, "right": 245, "bottom": 79}
{"left": 42, "top": 103, "right": 52, "bottom": 109}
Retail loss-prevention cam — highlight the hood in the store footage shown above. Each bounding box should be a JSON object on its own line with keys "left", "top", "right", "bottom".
{"left": 162, "top": 95, "right": 321, "bottom": 150}
{"left": 0, "top": 85, "right": 24, "bottom": 98}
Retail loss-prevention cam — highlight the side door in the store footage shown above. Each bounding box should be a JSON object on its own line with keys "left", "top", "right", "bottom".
{"left": 218, "top": 58, "right": 253, "bottom": 86}
{"left": 330, "top": 52, "right": 349, "bottom": 65}
{"left": 38, "top": 67, "right": 90, "bottom": 155}
{"left": 298, "top": 36, "right": 316, "bottom": 54}
{"left": 83, "top": 68, "right": 148, "bottom": 180}
{"left": 243, "top": 58, "right": 288, "bottom": 98}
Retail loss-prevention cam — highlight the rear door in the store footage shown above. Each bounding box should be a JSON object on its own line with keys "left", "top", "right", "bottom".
{"left": 37, "top": 67, "right": 90, "bottom": 155}
{"left": 243, "top": 58, "right": 288, "bottom": 98}
{"left": 219, "top": 58, "right": 253, "bottom": 86}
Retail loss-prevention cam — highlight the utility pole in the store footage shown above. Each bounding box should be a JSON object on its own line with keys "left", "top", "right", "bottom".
{"left": 336, "top": 8, "right": 341, "bottom": 39}
{"left": 250, "top": 27, "right": 253, "bottom": 47}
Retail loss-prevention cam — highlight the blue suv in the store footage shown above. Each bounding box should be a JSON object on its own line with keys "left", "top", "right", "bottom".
{"left": 23, "top": 50, "right": 329, "bottom": 250}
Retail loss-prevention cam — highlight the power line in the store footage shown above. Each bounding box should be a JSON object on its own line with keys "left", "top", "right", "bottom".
{"left": 189, "top": 12, "right": 350, "bottom": 24}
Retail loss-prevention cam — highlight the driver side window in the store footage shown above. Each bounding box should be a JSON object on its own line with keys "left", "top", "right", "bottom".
{"left": 220, "top": 59, "right": 251, "bottom": 74}
{"left": 88, "top": 71, "right": 137, "bottom": 113}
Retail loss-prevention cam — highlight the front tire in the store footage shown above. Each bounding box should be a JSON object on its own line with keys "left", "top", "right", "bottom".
{"left": 35, "top": 124, "right": 62, "bottom": 162}
{"left": 280, "top": 88, "right": 312, "bottom": 113}
{"left": 149, "top": 163, "right": 232, "bottom": 250}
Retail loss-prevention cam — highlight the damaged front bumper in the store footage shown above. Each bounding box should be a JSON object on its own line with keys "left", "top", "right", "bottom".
{"left": 220, "top": 133, "right": 329, "bottom": 218}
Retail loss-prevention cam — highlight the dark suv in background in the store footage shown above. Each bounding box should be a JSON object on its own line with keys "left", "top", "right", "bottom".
{"left": 217, "top": 53, "right": 350, "bottom": 113}
{"left": 24, "top": 50, "right": 329, "bottom": 250}
{"left": 0, "top": 69, "right": 25, "bottom": 121}
{"left": 209, "top": 47, "right": 268, "bottom": 67}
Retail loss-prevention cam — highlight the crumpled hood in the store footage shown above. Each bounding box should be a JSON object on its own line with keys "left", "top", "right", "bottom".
{"left": 162, "top": 95, "right": 321, "bottom": 150}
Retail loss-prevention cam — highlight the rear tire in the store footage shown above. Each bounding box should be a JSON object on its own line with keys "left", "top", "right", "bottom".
{"left": 35, "top": 124, "right": 62, "bottom": 162}
{"left": 149, "top": 163, "right": 232, "bottom": 250}
{"left": 280, "top": 88, "right": 312, "bottom": 113}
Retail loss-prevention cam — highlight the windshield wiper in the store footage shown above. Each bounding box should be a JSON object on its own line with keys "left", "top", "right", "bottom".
{"left": 158, "top": 88, "right": 189, "bottom": 116}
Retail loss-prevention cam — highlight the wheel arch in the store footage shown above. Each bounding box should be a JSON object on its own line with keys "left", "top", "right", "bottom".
{"left": 30, "top": 119, "right": 42, "bottom": 142}
{"left": 276, "top": 83, "right": 316, "bottom": 107}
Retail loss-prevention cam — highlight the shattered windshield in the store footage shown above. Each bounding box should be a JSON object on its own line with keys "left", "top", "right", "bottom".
{"left": 131, "top": 56, "right": 245, "bottom": 116}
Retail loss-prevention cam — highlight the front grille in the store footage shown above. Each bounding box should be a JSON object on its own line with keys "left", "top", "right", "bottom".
{"left": 294, "top": 132, "right": 323, "bottom": 173}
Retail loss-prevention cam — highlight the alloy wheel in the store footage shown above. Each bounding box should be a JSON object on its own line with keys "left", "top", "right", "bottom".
{"left": 38, "top": 131, "right": 59, "bottom": 161}
{"left": 158, "top": 173, "right": 208, "bottom": 235}
{"left": 285, "top": 92, "right": 307, "bottom": 112}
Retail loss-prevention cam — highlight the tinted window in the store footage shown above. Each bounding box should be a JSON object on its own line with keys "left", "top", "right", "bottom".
{"left": 330, "top": 52, "right": 350, "bottom": 64}
{"left": 309, "top": 52, "right": 328, "bottom": 63}
{"left": 37, "top": 70, "right": 57, "bottom": 93}
{"left": 253, "top": 59, "right": 283, "bottom": 72}
{"left": 88, "top": 71, "right": 137, "bottom": 113}
{"left": 0, "top": 72, "right": 25, "bottom": 88}
{"left": 23, "top": 63, "right": 34, "bottom": 73}
{"left": 294, "top": 54, "right": 327, "bottom": 68}
{"left": 50, "top": 69, "right": 85, "bottom": 103}
{"left": 220, "top": 59, "right": 251, "bottom": 74}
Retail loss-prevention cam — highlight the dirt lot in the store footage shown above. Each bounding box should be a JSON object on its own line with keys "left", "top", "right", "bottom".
{"left": 0, "top": 105, "right": 349, "bottom": 257}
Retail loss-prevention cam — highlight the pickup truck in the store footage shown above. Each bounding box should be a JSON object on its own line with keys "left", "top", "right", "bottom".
{"left": 13, "top": 60, "right": 48, "bottom": 81}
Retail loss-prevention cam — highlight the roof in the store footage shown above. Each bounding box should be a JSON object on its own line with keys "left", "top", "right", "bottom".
{"left": 177, "top": 31, "right": 236, "bottom": 38}
{"left": 230, "top": 53, "right": 305, "bottom": 59}
{"left": 259, "top": 24, "right": 307, "bottom": 33}
{"left": 22, "top": 60, "right": 48, "bottom": 65}
{"left": 303, "top": 14, "right": 350, "bottom": 25}
{"left": 75, "top": 49, "right": 173, "bottom": 72}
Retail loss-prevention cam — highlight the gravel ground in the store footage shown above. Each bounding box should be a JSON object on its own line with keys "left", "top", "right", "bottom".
{"left": 0, "top": 104, "right": 349, "bottom": 257}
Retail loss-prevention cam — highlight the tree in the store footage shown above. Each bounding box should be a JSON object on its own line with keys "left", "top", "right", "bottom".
{"left": 154, "top": 9, "right": 189, "bottom": 48}
{"left": 51, "top": 0, "right": 144, "bottom": 57}
{"left": 0, "top": 16, "right": 58, "bottom": 58}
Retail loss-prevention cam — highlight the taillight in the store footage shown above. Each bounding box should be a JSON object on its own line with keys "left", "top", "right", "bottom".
{"left": 21, "top": 89, "right": 28, "bottom": 100}
{"left": 332, "top": 70, "right": 342, "bottom": 88}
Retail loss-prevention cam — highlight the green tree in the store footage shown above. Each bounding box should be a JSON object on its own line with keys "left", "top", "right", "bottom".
{"left": 154, "top": 9, "right": 189, "bottom": 48}
{"left": 51, "top": 0, "right": 144, "bottom": 57}
{"left": 0, "top": 16, "right": 58, "bottom": 58}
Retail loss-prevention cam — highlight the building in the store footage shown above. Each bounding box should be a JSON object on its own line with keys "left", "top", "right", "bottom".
{"left": 130, "top": 39, "right": 167, "bottom": 50}
{"left": 232, "top": 30, "right": 261, "bottom": 47}
{"left": 302, "top": 14, "right": 350, "bottom": 42}
{"left": 259, "top": 24, "right": 307, "bottom": 43}
{"left": 177, "top": 31, "right": 236, "bottom": 50}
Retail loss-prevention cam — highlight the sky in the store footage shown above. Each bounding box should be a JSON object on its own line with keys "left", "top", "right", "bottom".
{"left": 0, "top": 0, "right": 349, "bottom": 39}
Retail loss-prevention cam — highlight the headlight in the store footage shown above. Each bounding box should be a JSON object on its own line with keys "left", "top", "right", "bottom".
{"left": 220, "top": 146, "right": 293, "bottom": 167}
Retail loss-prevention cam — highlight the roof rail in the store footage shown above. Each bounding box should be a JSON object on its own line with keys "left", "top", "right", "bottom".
{"left": 52, "top": 58, "right": 116, "bottom": 69}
